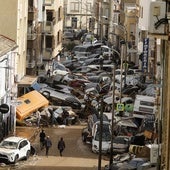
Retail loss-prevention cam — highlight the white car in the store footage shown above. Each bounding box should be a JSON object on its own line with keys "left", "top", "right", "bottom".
{"left": 0, "top": 136, "right": 31, "bottom": 163}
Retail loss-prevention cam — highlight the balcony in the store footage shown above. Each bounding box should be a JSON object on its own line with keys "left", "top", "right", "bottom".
{"left": 28, "top": 7, "right": 38, "bottom": 21}
{"left": 27, "top": 33, "right": 37, "bottom": 49}
{"left": 42, "top": 21, "right": 53, "bottom": 34}
{"left": 42, "top": 48, "right": 53, "bottom": 60}
{"left": 43, "top": 0, "right": 54, "bottom": 6}
{"left": 26, "top": 60, "right": 36, "bottom": 69}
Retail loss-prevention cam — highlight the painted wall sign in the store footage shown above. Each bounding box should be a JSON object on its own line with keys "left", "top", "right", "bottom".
{"left": 142, "top": 38, "right": 149, "bottom": 72}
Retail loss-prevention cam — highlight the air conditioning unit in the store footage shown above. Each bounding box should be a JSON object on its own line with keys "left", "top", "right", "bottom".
{"left": 150, "top": 144, "right": 159, "bottom": 164}
{"left": 14, "top": 74, "right": 19, "bottom": 83}
{"left": 149, "top": 1, "right": 166, "bottom": 34}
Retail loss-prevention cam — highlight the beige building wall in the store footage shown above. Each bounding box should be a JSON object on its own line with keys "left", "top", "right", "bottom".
{"left": 52, "top": 0, "right": 63, "bottom": 57}
{"left": 42, "top": 0, "right": 63, "bottom": 59}
{"left": 0, "top": 0, "right": 28, "bottom": 80}
{"left": 162, "top": 40, "right": 170, "bottom": 170}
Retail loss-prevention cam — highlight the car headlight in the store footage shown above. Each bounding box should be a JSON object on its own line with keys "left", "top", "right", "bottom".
{"left": 93, "top": 145, "right": 98, "bottom": 149}
{"left": 9, "top": 152, "right": 16, "bottom": 157}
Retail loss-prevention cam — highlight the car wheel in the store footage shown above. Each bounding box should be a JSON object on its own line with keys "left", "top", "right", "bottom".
{"left": 14, "top": 155, "right": 19, "bottom": 163}
{"left": 82, "top": 134, "right": 86, "bottom": 142}
{"left": 25, "top": 150, "right": 30, "bottom": 160}
{"left": 63, "top": 80, "right": 67, "bottom": 84}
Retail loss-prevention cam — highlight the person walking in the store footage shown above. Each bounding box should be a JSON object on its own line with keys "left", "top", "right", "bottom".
{"left": 45, "top": 136, "right": 52, "bottom": 157}
{"left": 47, "top": 69, "right": 51, "bottom": 77}
{"left": 36, "top": 109, "right": 41, "bottom": 127}
{"left": 58, "top": 137, "right": 65, "bottom": 157}
{"left": 39, "top": 129, "right": 46, "bottom": 150}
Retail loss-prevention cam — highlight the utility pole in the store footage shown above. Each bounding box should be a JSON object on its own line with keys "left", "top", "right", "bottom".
{"left": 100, "top": 0, "right": 103, "bottom": 41}
{"left": 98, "top": 97, "right": 103, "bottom": 170}
{"left": 109, "top": 64, "right": 116, "bottom": 168}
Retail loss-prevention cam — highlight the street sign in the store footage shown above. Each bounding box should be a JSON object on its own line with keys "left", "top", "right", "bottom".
{"left": 116, "top": 103, "right": 124, "bottom": 112}
{"left": 0, "top": 104, "right": 9, "bottom": 114}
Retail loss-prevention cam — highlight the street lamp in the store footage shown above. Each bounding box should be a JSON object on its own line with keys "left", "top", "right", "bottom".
{"left": 109, "top": 64, "right": 116, "bottom": 168}
{"left": 112, "top": 23, "right": 128, "bottom": 103}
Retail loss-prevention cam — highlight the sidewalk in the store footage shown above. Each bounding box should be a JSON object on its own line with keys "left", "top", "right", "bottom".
{"left": 23, "top": 155, "right": 107, "bottom": 170}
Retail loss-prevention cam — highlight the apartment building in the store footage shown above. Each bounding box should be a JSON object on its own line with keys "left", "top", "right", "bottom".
{"left": 42, "top": 0, "right": 63, "bottom": 61}
{"left": 27, "top": 0, "right": 64, "bottom": 76}
{"left": 0, "top": 35, "right": 18, "bottom": 140}
{"left": 64, "top": 0, "right": 94, "bottom": 31}
{"left": 0, "top": 0, "right": 28, "bottom": 82}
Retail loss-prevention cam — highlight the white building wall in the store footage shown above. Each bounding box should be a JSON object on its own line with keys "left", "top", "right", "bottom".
{"left": 37, "top": 0, "right": 43, "bottom": 22}
{"left": 138, "top": 0, "right": 153, "bottom": 31}
{"left": 0, "top": 56, "right": 7, "bottom": 98}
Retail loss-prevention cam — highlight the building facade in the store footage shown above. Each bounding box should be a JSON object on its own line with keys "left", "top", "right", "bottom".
{"left": 64, "top": 0, "right": 94, "bottom": 31}
{"left": 0, "top": 0, "right": 28, "bottom": 81}
{"left": 27, "top": 0, "right": 64, "bottom": 75}
{"left": 0, "top": 35, "right": 18, "bottom": 140}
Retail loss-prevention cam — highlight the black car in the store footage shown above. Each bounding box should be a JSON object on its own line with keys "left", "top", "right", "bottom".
{"left": 40, "top": 87, "right": 82, "bottom": 109}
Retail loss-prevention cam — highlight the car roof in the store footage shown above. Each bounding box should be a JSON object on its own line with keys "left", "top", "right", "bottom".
{"left": 4, "top": 136, "right": 26, "bottom": 142}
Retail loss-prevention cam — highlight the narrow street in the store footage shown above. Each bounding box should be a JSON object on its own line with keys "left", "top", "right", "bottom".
{"left": 7, "top": 124, "right": 109, "bottom": 170}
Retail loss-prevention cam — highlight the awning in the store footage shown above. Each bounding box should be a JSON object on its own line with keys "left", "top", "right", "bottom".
{"left": 18, "top": 76, "right": 37, "bottom": 87}
{"left": 16, "top": 90, "right": 49, "bottom": 121}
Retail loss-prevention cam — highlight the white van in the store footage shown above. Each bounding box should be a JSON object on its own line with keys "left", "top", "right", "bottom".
{"left": 133, "top": 95, "right": 156, "bottom": 119}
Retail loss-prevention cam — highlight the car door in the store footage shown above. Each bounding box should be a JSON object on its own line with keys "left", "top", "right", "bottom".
{"left": 18, "top": 140, "right": 28, "bottom": 159}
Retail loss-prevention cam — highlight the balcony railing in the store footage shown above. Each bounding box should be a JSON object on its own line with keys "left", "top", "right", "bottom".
{"left": 26, "top": 61, "right": 36, "bottom": 68}
{"left": 43, "top": 0, "right": 54, "bottom": 6}
{"left": 27, "top": 33, "right": 37, "bottom": 40}
{"left": 28, "top": 7, "right": 38, "bottom": 21}
{"left": 42, "top": 21, "right": 53, "bottom": 34}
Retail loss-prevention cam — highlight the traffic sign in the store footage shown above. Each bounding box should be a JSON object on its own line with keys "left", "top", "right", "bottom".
{"left": 116, "top": 103, "right": 124, "bottom": 111}
{"left": 0, "top": 104, "right": 9, "bottom": 114}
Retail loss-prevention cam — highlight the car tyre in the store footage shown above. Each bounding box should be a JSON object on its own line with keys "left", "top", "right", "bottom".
{"left": 82, "top": 134, "right": 86, "bottom": 143}
{"left": 14, "top": 155, "right": 19, "bottom": 164}
{"left": 25, "top": 150, "right": 30, "bottom": 160}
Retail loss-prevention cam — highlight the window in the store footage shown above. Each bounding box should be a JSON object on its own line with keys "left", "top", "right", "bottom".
{"left": 46, "top": 35, "right": 52, "bottom": 48}
{"left": 86, "top": 3, "right": 92, "bottom": 13}
{"left": 140, "top": 101, "right": 154, "bottom": 107}
{"left": 58, "top": 6, "right": 63, "bottom": 21}
{"left": 46, "top": 10, "right": 53, "bottom": 21}
{"left": 24, "top": 99, "right": 31, "bottom": 104}
{"left": 70, "top": 2, "right": 79, "bottom": 12}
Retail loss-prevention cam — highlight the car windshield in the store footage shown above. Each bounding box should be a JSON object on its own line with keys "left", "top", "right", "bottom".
{"left": 113, "top": 137, "right": 128, "bottom": 144}
{"left": 0, "top": 141, "right": 18, "bottom": 149}
{"left": 53, "top": 62, "right": 67, "bottom": 71}
{"left": 95, "top": 124, "right": 111, "bottom": 141}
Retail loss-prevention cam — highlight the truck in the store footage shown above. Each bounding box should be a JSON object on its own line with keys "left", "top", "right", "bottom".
{"left": 133, "top": 95, "right": 156, "bottom": 119}
{"left": 81, "top": 113, "right": 111, "bottom": 153}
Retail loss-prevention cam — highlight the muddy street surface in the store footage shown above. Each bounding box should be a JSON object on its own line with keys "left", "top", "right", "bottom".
{"left": 0, "top": 124, "right": 109, "bottom": 170}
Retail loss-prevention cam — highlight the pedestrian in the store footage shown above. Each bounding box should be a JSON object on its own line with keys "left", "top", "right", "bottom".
{"left": 99, "top": 55, "right": 104, "bottom": 70}
{"left": 58, "top": 137, "right": 65, "bottom": 156}
{"left": 48, "top": 108, "right": 58, "bottom": 127}
{"left": 47, "top": 69, "right": 51, "bottom": 77}
{"left": 36, "top": 109, "right": 41, "bottom": 127}
{"left": 45, "top": 136, "right": 52, "bottom": 157}
{"left": 39, "top": 129, "right": 46, "bottom": 150}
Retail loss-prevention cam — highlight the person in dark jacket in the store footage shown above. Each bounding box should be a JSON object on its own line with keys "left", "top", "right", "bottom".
{"left": 58, "top": 137, "right": 65, "bottom": 156}
{"left": 45, "top": 136, "right": 52, "bottom": 157}
{"left": 39, "top": 129, "right": 46, "bottom": 150}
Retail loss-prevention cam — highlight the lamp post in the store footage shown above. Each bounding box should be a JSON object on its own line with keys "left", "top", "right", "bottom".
{"left": 109, "top": 64, "right": 116, "bottom": 168}
{"left": 98, "top": 96, "right": 104, "bottom": 170}
{"left": 112, "top": 23, "right": 128, "bottom": 87}
{"left": 112, "top": 23, "right": 128, "bottom": 106}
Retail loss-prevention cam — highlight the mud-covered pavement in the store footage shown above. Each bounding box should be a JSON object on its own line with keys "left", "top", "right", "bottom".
{"left": 0, "top": 124, "right": 109, "bottom": 170}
